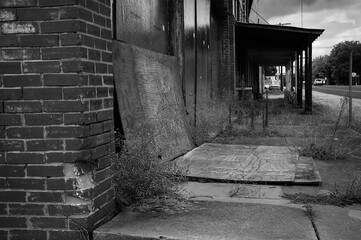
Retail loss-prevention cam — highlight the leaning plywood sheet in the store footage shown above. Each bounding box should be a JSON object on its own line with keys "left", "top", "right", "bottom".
{"left": 113, "top": 40, "right": 194, "bottom": 161}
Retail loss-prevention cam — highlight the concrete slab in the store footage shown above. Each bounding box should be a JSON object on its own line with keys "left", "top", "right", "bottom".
{"left": 313, "top": 205, "right": 361, "bottom": 240}
{"left": 294, "top": 156, "right": 322, "bottom": 184}
{"left": 175, "top": 143, "right": 299, "bottom": 182}
{"left": 94, "top": 201, "right": 317, "bottom": 240}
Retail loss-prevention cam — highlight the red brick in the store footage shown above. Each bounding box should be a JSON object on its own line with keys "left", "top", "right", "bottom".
{"left": 89, "top": 75, "right": 102, "bottom": 85}
{"left": 4, "top": 101, "right": 42, "bottom": 113}
{"left": 0, "top": 9, "right": 16, "bottom": 21}
{"left": 46, "top": 178, "right": 76, "bottom": 190}
{"left": 102, "top": 51, "right": 112, "bottom": 62}
{"left": 64, "top": 150, "right": 91, "bottom": 162}
{"left": 23, "top": 61, "right": 61, "bottom": 73}
{"left": 48, "top": 203, "right": 91, "bottom": 216}
{"left": 88, "top": 49, "right": 100, "bottom": 60}
{"left": 0, "top": 140, "right": 24, "bottom": 151}
{"left": 0, "top": 191, "right": 26, "bottom": 202}
{"left": 44, "top": 74, "right": 87, "bottom": 86}
{"left": 25, "top": 113, "right": 63, "bottom": 126}
{"left": 0, "top": 217, "right": 26, "bottom": 228}
{"left": 48, "top": 230, "right": 85, "bottom": 240}
{"left": 94, "top": 38, "right": 106, "bottom": 50}
{"left": 20, "top": 35, "right": 59, "bottom": 47}
{"left": 27, "top": 140, "right": 64, "bottom": 151}
{"left": 46, "top": 126, "right": 86, "bottom": 138}
{"left": 103, "top": 75, "right": 113, "bottom": 85}
{"left": 101, "top": 28, "right": 112, "bottom": 40}
{"left": 94, "top": 14, "right": 105, "bottom": 26}
{"left": 0, "top": 178, "right": 7, "bottom": 189}
{"left": 107, "top": 64, "right": 113, "bottom": 74}
{"left": 7, "top": 178, "right": 46, "bottom": 190}
{"left": 81, "top": 34, "right": 94, "bottom": 47}
{"left": 6, "top": 127, "right": 44, "bottom": 139}
{"left": 10, "top": 230, "right": 47, "bottom": 240}
{"left": 42, "top": 47, "right": 87, "bottom": 60}
{"left": 9, "top": 203, "right": 45, "bottom": 215}
{"left": 64, "top": 112, "right": 96, "bottom": 124}
{"left": 3, "top": 75, "right": 42, "bottom": 87}
{"left": 39, "top": 0, "right": 79, "bottom": 6}
{"left": 43, "top": 100, "right": 86, "bottom": 112}
{"left": 17, "top": 8, "right": 58, "bottom": 21}
{"left": 87, "top": 23, "right": 100, "bottom": 36}
{"left": 89, "top": 99, "right": 102, "bottom": 110}
{"left": 106, "top": 18, "right": 111, "bottom": 28}
{"left": 0, "top": 0, "right": 37, "bottom": 7}
{"left": 0, "top": 114, "right": 22, "bottom": 125}
{"left": 0, "top": 62, "right": 21, "bottom": 74}
{"left": 86, "top": 0, "right": 99, "bottom": 12}
{"left": 59, "top": 7, "right": 79, "bottom": 19}
{"left": 27, "top": 165, "right": 64, "bottom": 177}
{"left": 96, "top": 155, "right": 112, "bottom": 169}
{"left": 30, "top": 217, "right": 67, "bottom": 229}
{"left": 45, "top": 152, "right": 65, "bottom": 163}
{"left": 27, "top": 191, "right": 64, "bottom": 203}
{"left": 0, "top": 36, "right": 18, "bottom": 47}
{"left": 23, "top": 88, "right": 62, "bottom": 100}
{"left": 106, "top": 41, "right": 112, "bottom": 51}
{"left": 100, "top": 4, "right": 111, "bottom": 16}
{"left": 103, "top": 98, "right": 113, "bottom": 108}
{"left": 41, "top": 20, "right": 85, "bottom": 34}
{"left": 0, "top": 22, "right": 39, "bottom": 34}
{"left": 0, "top": 89, "right": 22, "bottom": 100}
{"left": 60, "top": 33, "right": 81, "bottom": 46}
{"left": 79, "top": 8, "right": 92, "bottom": 22}
{"left": 65, "top": 139, "right": 88, "bottom": 150}
{"left": 91, "top": 145, "right": 106, "bottom": 159}
{"left": 7, "top": 152, "right": 45, "bottom": 164}
{"left": 94, "top": 188, "right": 113, "bottom": 208}
{"left": 63, "top": 87, "right": 96, "bottom": 99}
{"left": 62, "top": 60, "right": 82, "bottom": 73}
{"left": 0, "top": 203, "right": 7, "bottom": 214}
{"left": 96, "top": 87, "right": 108, "bottom": 97}
{"left": 0, "top": 165, "right": 25, "bottom": 177}
{"left": 2, "top": 48, "right": 40, "bottom": 60}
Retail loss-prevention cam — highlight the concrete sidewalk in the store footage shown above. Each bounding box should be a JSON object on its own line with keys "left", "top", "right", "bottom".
{"left": 94, "top": 135, "right": 361, "bottom": 240}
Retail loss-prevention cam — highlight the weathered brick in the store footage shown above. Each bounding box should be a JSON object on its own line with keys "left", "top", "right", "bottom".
{"left": 41, "top": 20, "right": 85, "bottom": 34}
{"left": 0, "top": 151, "right": 4, "bottom": 163}
{"left": 25, "top": 113, "right": 63, "bottom": 126}
{"left": 9, "top": 203, "right": 45, "bottom": 215}
{"left": 27, "top": 140, "right": 64, "bottom": 151}
{"left": 23, "top": 88, "right": 62, "bottom": 100}
{"left": 23, "top": 61, "right": 61, "bottom": 73}
{"left": 48, "top": 230, "right": 85, "bottom": 240}
{"left": 64, "top": 150, "right": 91, "bottom": 162}
{"left": 79, "top": 8, "right": 92, "bottom": 22}
{"left": 27, "top": 165, "right": 64, "bottom": 177}
{"left": 89, "top": 99, "right": 102, "bottom": 111}
{"left": 93, "top": 14, "right": 105, "bottom": 26}
{"left": 63, "top": 87, "right": 96, "bottom": 99}
{"left": 6, "top": 127, "right": 44, "bottom": 139}
{"left": 7, "top": 152, "right": 45, "bottom": 164}
{"left": 96, "top": 154, "right": 112, "bottom": 169}
{"left": 0, "top": 9, "right": 16, "bottom": 21}
{"left": 60, "top": 33, "right": 81, "bottom": 46}
{"left": 0, "top": 140, "right": 24, "bottom": 151}
{"left": 87, "top": 23, "right": 100, "bottom": 36}
{"left": 27, "top": 191, "right": 64, "bottom": 203}
{"left": 39, "top": 0, "right": 79, "bottom": 7}
{"left": 107, "top": 64, "right": 113, "bottom": 74}
{"left": 89, "top": 75, "right": 102, "bottom": 85}
{"left": 0, "top": 62, "right": 21, "bottom": 74}
{"left": 10, "top": 230, "right": 47, "bottom": 240}
{"left": 42, "top": 47, "right": 87, "bottom": 60}
{"left": 65, "top": 139, "right": 87, "bottom": 150}
{"left": 99, "top": 4, "right": 111, "bottom": 17}
{"left": 2, "top": 48, "right": 40, "bottom": 60}
{"left": 17, "top": 8, "right": 58, "bottom": 21}
{"left": 103, "top": 98, "right": 113, "bottom": 108}
{"left": 48, "top": 203, "right": 91, "bottom": 216}
{"left": 1, "top": 22, "right": 39, "bottom": 34}
{"left": 81, "top": 34, "right": 94, "bottom": 47}
{"left": 7, "top": 178, "right": 46, "bottom": 190}
{"left": 59, "top": 6, "right": 79, "bottom": 19}
{"left": 96, "top": 87, "right": 108, "bottom": 97}
{"left": 20, "top": 35, "right": 59, "bottom": 47}
{"left": 0, "top": 0, "right": 37, "bottom": 7}
{"left": 62, "top": 60, "right": 82, "bottom": 72}
{"left": 88, "top": 49, "right": 100, "bottom": 61}
{"left": 4, "top": 101, "right": 42, "bottom": 113}
{"left": 94, "top": 38, "right": 106, "bottom": 50}
{"left": 0, "top": 217, "right": 26, "bottom": 228}
{"left": 0, "top": 114, "right": 22, "bottom": 125}
{"left": 0, "top": 191, "right": 26, "bottom": 202}
{"left": 30, "top": 217, "right": 67, "bottom": 229}
{"left": 101, "top": 51, "right": 112, "bottom": 62}
{"left": 0, "top": 35, "right": 18, "bottom": 47}
{"left": 86, "top": 0, "right": 99, "bottom": 12}
{"left": 46, "top": 126, "right": 86, "bottom": 138}
{"left": 101, "top": 28, "right": 112, "bottom": 40}
{"left": 0, "top": 89, "right": 22, "bottom": 100}
{"left": 43, "top": 100, "right": 86, "bottom": 112}
{"left": 82, "top": 61, "right": 95, "bottom": 73}
{"left": 102, "top": 75, "right": 113, "bottom": 85}
{"left": 0, "top": 165, "right": 25, "bottom": 177}
{"left": 0, "top": 203, "right": 7, "bottom": 214}
{"left": 3, "top": 75, "right": 42, "bottom": 87}
{"left": 94, "top": 188, "right": 114, "bottom": 208}
{"left": 0, "top": 178, "right": 7, "bottom": 188}
{"left": 45, "top": 152, "right": 65, "bottom": 163}
{"left": 64, "top": 112, "right": 96, "bottom": 125}
{"left": 47, "top": 178, "right": 76, "bottom": 190}
{"left": 44, "top": 74, "right": 87, "bottom": 86}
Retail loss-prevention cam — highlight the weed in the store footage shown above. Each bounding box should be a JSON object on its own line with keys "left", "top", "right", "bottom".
{"left": 303, "top": 203, "right": 316, "bottom": 220}
{"left": 113, "top": 123, "right": 187, "bottom": 206}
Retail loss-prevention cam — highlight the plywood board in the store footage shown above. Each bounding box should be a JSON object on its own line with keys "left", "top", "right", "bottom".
{"left": 113, "top": 41, "right": 194, "bottom": 161}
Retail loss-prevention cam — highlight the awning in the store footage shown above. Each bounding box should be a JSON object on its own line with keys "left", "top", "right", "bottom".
{"left": 235, "top": 22, "right": 324, "bottom": 65}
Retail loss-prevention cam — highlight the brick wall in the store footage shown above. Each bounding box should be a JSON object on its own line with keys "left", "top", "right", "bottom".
{"left": 0, "top": 0, "right": 116, "bottom": 239}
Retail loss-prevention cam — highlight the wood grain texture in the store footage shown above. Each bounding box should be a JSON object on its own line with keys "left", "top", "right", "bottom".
{"left": 113, "top": 41, "right": 194, "bottom": 161}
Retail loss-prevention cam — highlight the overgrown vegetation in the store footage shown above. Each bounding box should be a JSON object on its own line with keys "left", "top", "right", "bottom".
{"left": 284, "top": 171, "right": 361, "bottom": 206}
{"left": 113, "top": 124, "right": 187, "bottom": 207}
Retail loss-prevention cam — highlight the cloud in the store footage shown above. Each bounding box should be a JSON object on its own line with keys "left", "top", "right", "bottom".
{"left": 321, "top": 11, "right": 356, "bottom": 25}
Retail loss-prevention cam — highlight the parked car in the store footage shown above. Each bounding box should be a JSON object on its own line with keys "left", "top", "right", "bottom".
{"left": 314, "top": 78, "right": 324, "bottom": 86}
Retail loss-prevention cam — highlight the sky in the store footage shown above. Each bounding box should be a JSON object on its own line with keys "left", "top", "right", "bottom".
{"left": 249, "top": 0, "right": 361, "bottom": 59}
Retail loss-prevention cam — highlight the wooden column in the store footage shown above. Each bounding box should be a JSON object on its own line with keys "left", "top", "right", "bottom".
{"left": 297, "top": 50, "right": 303, "bottom": 108}
{"left": 305, "top": 41, "right": 313, "bottom": 113}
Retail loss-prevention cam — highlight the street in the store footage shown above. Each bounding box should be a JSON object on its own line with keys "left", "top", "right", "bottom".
{"left": 313, "top": 85, "right": 361, "bottom": 99}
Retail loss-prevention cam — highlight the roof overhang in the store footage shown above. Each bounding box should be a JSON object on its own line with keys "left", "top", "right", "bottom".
{"left": 235, "top": 22, "right": 324, "bottom": 66}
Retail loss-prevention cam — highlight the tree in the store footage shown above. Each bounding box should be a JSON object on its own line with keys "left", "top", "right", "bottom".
{"left": 264, "top": 66, "right": 277, "bottom": 76}
{"left": 328, "top": 41, "right": 361, "bottom": 85}
{"left": 312, "top": 55, "right": 331, "bottom": 80}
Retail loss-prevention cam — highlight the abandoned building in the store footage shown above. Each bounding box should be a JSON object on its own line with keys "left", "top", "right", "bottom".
{"left": 0, "top": 0, "right": 323, "bottom": 239}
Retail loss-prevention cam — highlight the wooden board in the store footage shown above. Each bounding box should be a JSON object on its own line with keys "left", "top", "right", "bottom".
{"left": 113, "top": 41, "right": 194, "bottom": 161}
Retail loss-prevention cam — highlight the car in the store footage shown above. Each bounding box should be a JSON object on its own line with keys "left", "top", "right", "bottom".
{"left": 314, "top": 78, "right": 324, "bottom": 86}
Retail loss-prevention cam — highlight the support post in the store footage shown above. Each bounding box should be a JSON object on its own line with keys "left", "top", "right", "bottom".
{"left": 297, "top": 50, "right": 303, "bottom": 108}
{"left": 349, "top": 51, "right": 353, "bottom": 125}
{"left": 305, "top": 42, "right": 312, "bottom": 113}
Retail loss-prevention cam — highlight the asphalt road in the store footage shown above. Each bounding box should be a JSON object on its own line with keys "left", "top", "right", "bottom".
{"left": 313, "top": 85, "right": 361, "bottom": 99}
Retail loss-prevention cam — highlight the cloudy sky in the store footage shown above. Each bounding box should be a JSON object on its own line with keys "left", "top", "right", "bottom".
{"left": 249, "top": 0, "right": 361, "bottom": 58}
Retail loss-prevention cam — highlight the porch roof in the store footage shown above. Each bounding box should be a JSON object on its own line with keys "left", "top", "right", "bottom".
{"left": 235, "top": 22, "right": 324, "bottom": 66}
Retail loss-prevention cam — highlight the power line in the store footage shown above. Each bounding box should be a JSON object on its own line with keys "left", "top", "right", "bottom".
{"left": 251, "top": 8, "right": 269, "bottom": 24}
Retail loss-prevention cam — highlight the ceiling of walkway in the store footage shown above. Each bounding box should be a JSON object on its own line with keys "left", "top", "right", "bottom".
{"left": 235, "top": 23, "right": 324, "bottom": 66}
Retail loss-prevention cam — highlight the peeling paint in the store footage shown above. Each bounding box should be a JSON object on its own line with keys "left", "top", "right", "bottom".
{"left": 1, "top": 22, "right": 36, "bottom": 34}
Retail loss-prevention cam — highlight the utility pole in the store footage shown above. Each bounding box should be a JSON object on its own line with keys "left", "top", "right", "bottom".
{"left": 349, "top": 51, "right": 353, "bottom": 125}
